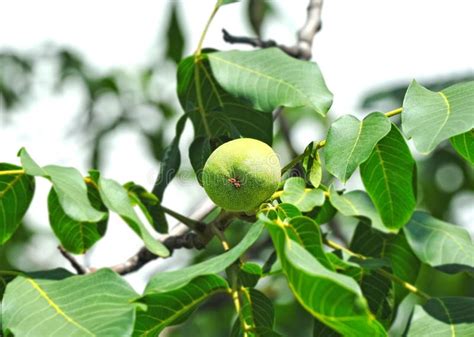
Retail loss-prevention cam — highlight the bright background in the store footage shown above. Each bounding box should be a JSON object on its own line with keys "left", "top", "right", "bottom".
{"left": 1, "top": 0, "right": 473, "bottom": 290}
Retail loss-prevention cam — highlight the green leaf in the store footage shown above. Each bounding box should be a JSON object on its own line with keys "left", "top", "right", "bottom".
{"left": 146, "top": 220, "right": 264, "bottom": 293}
{"left": 98, "top": 177, "right": 169, "bottom": 257}
{"left": 328, "top": 187, "right": 387, "bottom": 233}
{"left": 313, "top": 318, "right": 341, "bottom": 337}
{"left": 450, "top": 130, "right": 474, "bottom": 165}
{"left": 2, "top": 269, "right": 139, "bottom": 337}
{"left": 178, "top": 55, "right": 273, "bottom": 144}
{"left": 219, "top": 0, "right": 239, "bottom": 5}
{"left": 287, "top": 216, "right": 334, "bottom": 270}
{"left": 404, "top": 212, "right": 474, "bottom": 273}
{"left": 402, "top": 80, "right": 474, "bottom": 153}
{"left": 408, "top": 297, "right": 474, "bottom": 336}
{"left": 360, "top": 124, "right": 416, "bottom": 230}
{"left": 134, "top": 275, "right": 229, "bottom": 337}
{"left": 276, "top": 203, "right": 302, "bottom": 220}
{"left": 19, "top": 148, "right": 106, "bottom": 223}
{"left": 311, "top": 198, "right": 337, "bottom": 225}
{"left": 280, "top": 177, "right": 325, "bottom": 212}
{"left": 48, "top": 183, "right": 108, "bottom": 254}
{"left": 0, "top": 164, "right": 35, "bottom": 245}
{"left": 238, "top": 262, "right": 262, "bottom": 287}
{"left": 324, "top": 112, "right": 391, "bottom": 182}
{"left": 165, "top": 3, "right": 185, "bottom": 64}
{"left": 189, "top": 136, "right": 212, "bottom": 185}
{"left": 263, "top": 217, "right": 387, "bottom": 336}
{"left": 231, "top": 288, "right": 281, "bottom": 337}
{"left": 304, "top": 144, "right": 323, "bottom": 188}
{"left": 207, "top": 48, "right": 333, "bottom": 116}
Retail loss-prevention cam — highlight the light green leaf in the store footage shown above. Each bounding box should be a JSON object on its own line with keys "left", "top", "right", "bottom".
{"left": 280, "top": 177, "right": 325, "bottom": 212}
{"left": 402, "top": 80, "right": 474, "bottom": 153}
{"left": 450, "top": 130, "right": 474, "bottom": 165}
{"left": 263, "top": 217, "right": 387, "bottom": 336}
{"left": 48, "top": 183, "right": 108, "bottom": 254}
{"left": 178, "top": 55, "right": 273, "bottom": 143}
{"left": 146, "top": 220, "right": 264, "bottom": 293}
{"left": 98, "top": 177, "right": 169, "bottom": 257}
{"left": 134, "top": 275, "right": 229, "bottom": 337}
{"left": 231, "top": 288, "right": 281, "bottom": 337}
{"left": 324, "top": 112, "right": 391, "bottom": 182}
{"left": 207, "top": 48, "right": 333, "bottom": 116}
{"left": 19, "top": 148, "right": 106, "bottom": 223}
{"left": 3, "top": 269, "right": 139, "bottom": 337}
{"left": 360, "top": 124, "right": 416, "bottom": 230}
{"left": 404, "top": 212, "right": 474, "bottom": 273}
{"left": 328, "top": 187, "right": 388, "bottom": 233}
{"left": 408, "top": 297, "right": 474, "bottom": 336}
{"left": 0, "top": 164, "right": 35, "bottom": 245}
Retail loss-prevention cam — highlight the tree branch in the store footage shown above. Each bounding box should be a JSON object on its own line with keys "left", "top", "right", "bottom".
{"left": 58, "top": 246, "right": 87, "bottom": 275}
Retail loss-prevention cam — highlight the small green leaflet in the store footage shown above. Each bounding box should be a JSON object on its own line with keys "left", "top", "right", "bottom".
{"left": 165, "top": 3, "right": 185, "bottom": 64}
{"left": 404, "top": 212, "right": 474, "bottom": 273}
{"left": 48, "top": 184, "right": 108, "bottom": 254}
{"left": 360, "top": 124, "right": 416, "bottom": 230}
{"left": 146, "top": 220, "right": 264, "bottom": 293}
{"left": 19, "top": 148, "right": 106, "bottom": 223}
{"left": 98, "top": 177, "right": 169, "bottom": 257}
{"left": 134, "top": 275, "right": 229, "bottom": 337}
{"left": 408, "top": 297, "right": 474, "bottom": 336}
{"left": 238, "top": 262, "right": 262, "bottom": 287}
{"left": 328, "top": 187, "right": 388, "bottom": 233}
{"left": 263, "top": 216, "right": 387, "bottom": 336}
{"left": 280, "top": 177, "right": 325, "bottom": 212}
{"left": 2, "top": 269, "right": 139, "bottom": 337}
{"left": 207, "top": 48, "right": 333, "bottom": 116}
{"left": 402, "top": 80, "right": 474, "bottom": 153}
{"left": 324, "top": 112, "right": 391, "bottom": 182}
{"left": 450, "top": 129, "right": 474, "bottom": 165}
{"left": 0, "top": 163, "right": 35, "bottom": 245}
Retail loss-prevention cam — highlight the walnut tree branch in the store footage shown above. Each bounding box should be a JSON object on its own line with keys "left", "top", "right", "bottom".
{"left": 58, "top": 246, "right": 87, "bottom": 275}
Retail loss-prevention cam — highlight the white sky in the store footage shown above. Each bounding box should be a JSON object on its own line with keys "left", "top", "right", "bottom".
{"left": 1, "top": 0, "right": 473, "bottom": 289}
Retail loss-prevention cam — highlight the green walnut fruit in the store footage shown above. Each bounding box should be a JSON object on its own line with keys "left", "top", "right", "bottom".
{"left": 202, "top": 138, "right": 281, "bottom": 212}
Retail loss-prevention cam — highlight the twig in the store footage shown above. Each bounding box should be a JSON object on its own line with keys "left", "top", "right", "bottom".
{"left": 58, "top": 246, "right": 87, "bottom": 275}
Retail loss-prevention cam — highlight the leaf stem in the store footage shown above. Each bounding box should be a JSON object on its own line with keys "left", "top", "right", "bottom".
{"left": 325, "top": 239, "right": 430, "bottom": 301}
{"left": 195, "top": 2, "right": 221, "bottom": 57}
{"left": 0, "top": 169, "right": 25, "bottom": 176}
{"left": 385, "top": 107, "right": 403, "bottom": 118}
{"left": 160, "top": 205, "right": 206, "bottom": 233}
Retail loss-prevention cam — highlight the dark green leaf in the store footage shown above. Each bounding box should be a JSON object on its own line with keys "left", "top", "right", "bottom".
{"left": 134, "top": 275, "right": 229, "bottom": 336}
{"left": 280, "top": 177, "right": 325, "bottom": 212}
{"left": 98, "top": 177, "right": 169, "bottom": 257}
{"left": 189, "top": 136, "right": 212, "bottom": 185}
{"left": 402, "top": 80, "right": 474, "bottom": 153}
{"left": 313, "top": 318, "right": 341, "bottom": 337}
{"left": 219, "top": 0, "right": 239, "bottom": 5}
{"left": 146, "top": 220, "right": 264, "bottom": 293}
{"left": 324, "top": 112, "right": 391, "bottom": 182}
{"left": 165, "top": 3, "right": 185, "bottom": 64}
{"left": 311, "top": 199, "right": 337, "bottom": 225}
{"left": 178, "top": 55, "right": 273, "bottom": 144}
{"left": 450, "top": 130, "right": 474, "bottom": 165}
{"left": 48, "top": 183, "right": 108, "bottom": 254}
{"left": 408, "top": 297, "right": 474, "bottom": 336}
{"left": 19, "top": 148, "right": 106, "bottom": 223}
{"left": 360, "top": 124, "right": 416, "bottom": 230}
{"left": 276, "top": 203, "right": 302, "bottom": 221}
{"left": 263, "top": 216, "right": 387, "bottom": 336}
{"left": 0, "top": 164, "right": 35, "bottom": 245}
{"left": 404, "top": 212, "right": 474, "bottom": 273}
{"left": 238, "top": 262, "right": 262, "bottom": 287}
{"left": 3, "top": 269, "right": 139, "bottom": 337}
{"left": 207, "top": 48, "right": 333, "bottom": 116}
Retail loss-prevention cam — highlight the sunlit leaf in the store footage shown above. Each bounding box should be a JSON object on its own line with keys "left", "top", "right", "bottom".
{"left": 360, "top": 124, "right": 416, "bottom": 230}
{"left": 324, "top": 112, "right": 391, "bottom": 182}
{"left": 0, "top": 164, "right": 35, "bottom": 245}
{"left": 98, "top": 177, "right": 169, "bottom": 257}
{"left": 134, "top": 275, "right": 229, "bottom": 336}
{"left": 3, "top": 269, "right": 139, "bottom": 337}
{"left": 280, "top": 177, "right": 325, "bottom": 212}
{"left": 404, "top": 212, "right": 474, "bottom": 273}
{"left": 402, "top": 80, "right": 474, "bottom": 153}
{"left": 19, "top": 148, "right": 106, "bottom": 223}
{"left": 208, "top": 48, "right": 332, "bottom": 116}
